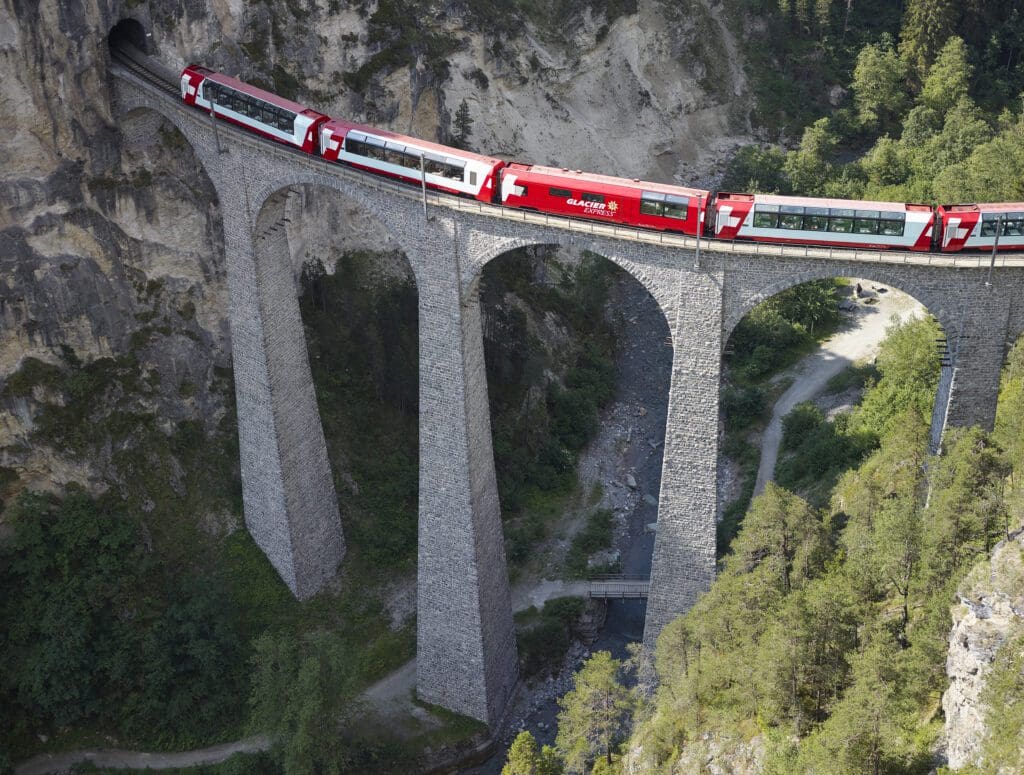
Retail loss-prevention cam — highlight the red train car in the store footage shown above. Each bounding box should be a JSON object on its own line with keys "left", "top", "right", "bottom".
{"left": 319, "top": 119, "right": 504, "bottom": 203}
{"left": 498, "top": 163, "right": 709, "bottom": 236}
{"left": 937, "top": 203, "right": 1024, "bottom": 252}
{"left": 180, "top": 65, "right": 328, "bottom": 153}
{"left": 713, "top": 193, "right": 935, "bottom": 251}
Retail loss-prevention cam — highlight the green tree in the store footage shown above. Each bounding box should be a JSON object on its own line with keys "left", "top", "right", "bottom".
{"left": 453, "top": 98, "right": 474, "bottom": 149}
{"left": 920, "top": 427, "right": 1009, "bottom": 590}
{"left": 764, "top": 279, "right": 839, "bottom": 335}
{"left": 851, "top": 40, "right": 908, "bottom": 131}
{"left": 556, "top": 652, "right": 632, "bottom": 773}
{"left": 899, "top": 0, "right": 958, "bottom": 82}
{"left": 920, "top": 36, "right": 972, "bottom": 115}
{"left": 783, "top": 118, "right": 838, "bottom": 195}
{"left": 861, "top": 136, "right": 910, "bottom": 189}
{"left": 249, "top": 630, "right": 358, "bottom": 774}
{"left": 728, "top": 483, "right": 828, "bottom": 595}
{"left": 797, "top": 635, "right": 921, "bottom": 774}
{"left": 503, "top": 731, "right": 562, "bottom": 775}
{"left": 720, "top": 144, "right": 791, "bottom": 193}
{"left": 932, "top": 112, "right": 1024, "bottom": 203}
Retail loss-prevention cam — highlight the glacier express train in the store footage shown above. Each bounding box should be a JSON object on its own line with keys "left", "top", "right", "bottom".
{"left": 180, "top": 64, "right": 1024, "bottom": 254}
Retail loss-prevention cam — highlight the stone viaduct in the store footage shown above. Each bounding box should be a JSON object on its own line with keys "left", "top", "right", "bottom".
{"left": 109, "top": 51, "right": 1024, "bottom": 727}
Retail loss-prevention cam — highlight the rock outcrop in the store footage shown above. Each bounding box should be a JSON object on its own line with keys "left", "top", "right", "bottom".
{"left": 942, "top": 530, "right": 1024, "bottom": 769}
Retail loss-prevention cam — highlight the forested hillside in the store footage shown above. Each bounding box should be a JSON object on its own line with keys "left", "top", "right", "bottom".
{"left": 723, "top": 0, "right": 1024, "bottom": 203}
{"left": 504, "top": 328, "right": 1024, "bottom": 775}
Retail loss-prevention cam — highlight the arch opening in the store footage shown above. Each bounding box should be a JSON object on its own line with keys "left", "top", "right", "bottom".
{"left": 719, "top": 275, "right": 948, "bottom": 551}
{"left": 478, "top": 242, "right": 671, "bottom": 702}
{"left": 108, "top": 18, "right": 151, "bottom": 56}
{"left": 280, "top": 184, "right": 421, "bottom": 576}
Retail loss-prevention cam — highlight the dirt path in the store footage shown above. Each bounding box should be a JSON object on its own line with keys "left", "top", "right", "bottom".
{"left": 753, "top": 281, "right": 923, "bottom": 497}
{"left": 14, "top": 735, "right": 270, "bottom": 775}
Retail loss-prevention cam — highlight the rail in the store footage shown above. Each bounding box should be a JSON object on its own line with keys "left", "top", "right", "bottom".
{"left": 109, "top": 52, "right": 1024, "bottom": 270}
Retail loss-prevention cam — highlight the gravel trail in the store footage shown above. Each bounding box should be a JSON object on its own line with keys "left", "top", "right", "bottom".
{"left": 14, "top": 735, "right": 271, "bottom": 775}
{"left": 753, "top": 281, "right": 923, "bottom": 497}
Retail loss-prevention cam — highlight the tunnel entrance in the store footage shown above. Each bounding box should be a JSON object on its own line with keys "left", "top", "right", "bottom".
{"left": 108, "top": 18, "right": 151, "bottom": 56}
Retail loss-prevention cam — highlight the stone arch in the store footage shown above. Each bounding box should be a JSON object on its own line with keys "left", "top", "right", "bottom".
{"left": 723, "top": 267, "right": 959, "bottom": 349}
{"left": 246, "top": 174, "right": 422, "bottom": 273}
{"left": 474, "top": 237, "right": 674, "bottom": 640}
{"left": 468, "top": 234, "right": 678, "bottom": 330}
{"left": 108, "top": 18, "right": 152, "bottom": 56}
{"left": 722, "top": 264, "right": 959, "bottom": 460}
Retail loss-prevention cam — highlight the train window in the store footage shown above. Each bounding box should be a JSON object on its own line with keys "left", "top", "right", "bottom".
{"left": 828, "top": 217, "right": 854, "bottom": 233}
{"left": 442, "top": 162, "right": 465, "bottom": 179}
{"left": 1005, "top": 219, "right": 1024, "bottom": 236}
{"left": 469, "top": 171, "right": 477, "bottom": 186}
{"left": 752, "top": 210, "right": 777, "bottom": 228}
{"left": 981, "top": 215, "right": 1002, "bottom": 237}
{"left": 663, "top": 194, "right": 689, "bottom": 220}
{"left": 854, "top": 218, "right": 880, "bottom": 234}
{"left": 879, "top": 219, "right": 905, "bottom": 236}
{"left": 803, "top": 214, "right": 828, "bottom": 231}
{"left": 640, "top": 192, "right": 664, "bottom": 216}
{"left": 581, "top": 192, "right": 605, "bottom": 203}
{"left": 550, "top": 187, "right": 572, "bottom": 198}
{"left": 779, "top": 213, "right": 803, "bottom": 230}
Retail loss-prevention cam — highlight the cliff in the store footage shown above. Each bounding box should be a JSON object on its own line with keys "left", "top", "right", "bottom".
{"left": 942, "top": 529, "right": 1024, "bottom": 771}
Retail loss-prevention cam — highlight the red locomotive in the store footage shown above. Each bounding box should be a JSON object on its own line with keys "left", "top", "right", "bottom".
{"left": 498, "top": 163, "right": 708, "bottom": 236}
{"left": 179, "top": 64, "right": 1023, "bottom": 256}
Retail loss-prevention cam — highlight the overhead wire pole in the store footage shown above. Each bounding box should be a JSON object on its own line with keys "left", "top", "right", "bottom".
{"left": 693, "top": 193, "right": 703, "bottom": 270}
{"left": 209, "top": 92, "right": 222, "bottom": 154}
{"left": 986, "top": 214, "right": 1004, "bottom": 287}
{"left": 419, "top": 153, "right": 428, "bottom": 220}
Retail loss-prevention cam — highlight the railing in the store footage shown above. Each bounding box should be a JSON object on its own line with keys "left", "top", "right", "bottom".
{"left": 109, "top": 53, "right": 1024, "bottom": 270}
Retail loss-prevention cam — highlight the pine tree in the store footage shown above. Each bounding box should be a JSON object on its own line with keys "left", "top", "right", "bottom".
{"left": 555, "top": 651, "right": 632, "bottom": 773}
{"left": 453, "top": 99, "right": 474, "bottom": 150}
{"left": 899, "top": 0, "right": 958, "bottom": 82}
{"left": 502, "top": 731, "right": 561, "bottom": 775}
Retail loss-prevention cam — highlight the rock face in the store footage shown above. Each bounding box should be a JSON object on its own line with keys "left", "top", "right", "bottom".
{"left": 942, "top": 530, "right": 1024, "bottom": 770}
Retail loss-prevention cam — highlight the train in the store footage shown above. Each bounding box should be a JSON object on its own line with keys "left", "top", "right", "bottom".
{"left": 180, "top": 64, "right": 1024, "bottom": 254}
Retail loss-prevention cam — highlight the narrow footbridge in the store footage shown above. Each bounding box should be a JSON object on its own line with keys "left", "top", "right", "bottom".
{"left": 587, "top": 575, "right": 650, "bottom": 599}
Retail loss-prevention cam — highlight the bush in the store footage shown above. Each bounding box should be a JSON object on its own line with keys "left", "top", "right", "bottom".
{"left": 565, "top": 510, "right": 615, "bottom": 578}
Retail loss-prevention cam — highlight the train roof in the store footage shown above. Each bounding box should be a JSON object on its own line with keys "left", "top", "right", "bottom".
{"left": 720, "top": 192, "right": 931, "bottom": 212}
{"left": 939, "top": 202, "right": 1024, "bottom": 213}
{"left": 506, "top": 163, "right": 710, "bottom": 198}
{"left": 187, "top": 66, "right": 320, "bottom": 116}
{"left": 323, "top": 119, "right": 504, "bottom": 166}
